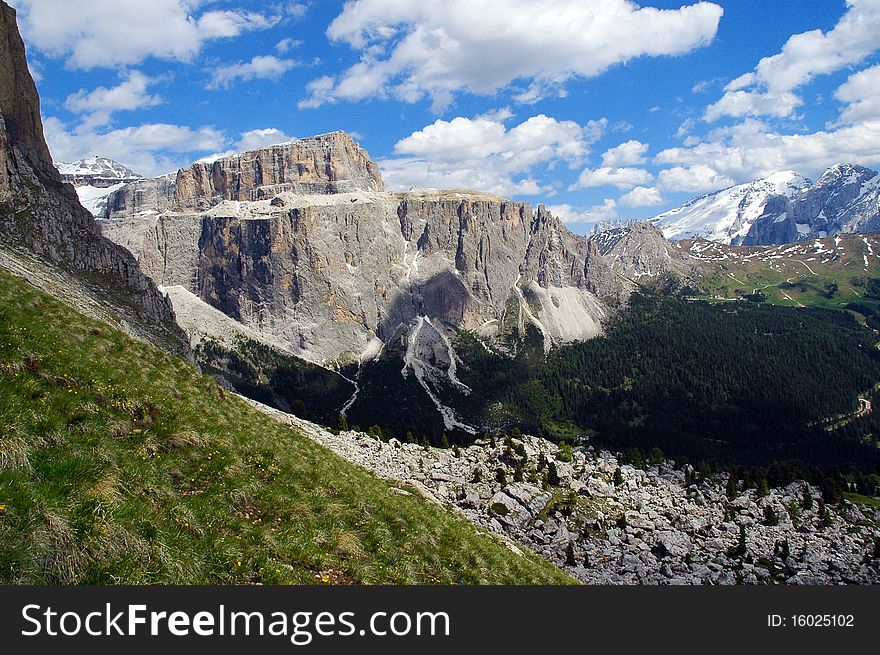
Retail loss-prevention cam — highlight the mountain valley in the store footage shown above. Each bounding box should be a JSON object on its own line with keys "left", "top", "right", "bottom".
{"left": 0, "top": 0, "right": 878, "bottom": 587}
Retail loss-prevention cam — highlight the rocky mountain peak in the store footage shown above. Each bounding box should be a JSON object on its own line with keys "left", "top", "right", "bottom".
{"left": 759, "top": 169, "right": 811, "bottom": 193}
{"left": 648, "top": 163, "right": 880, "bottom": 246}
{"left": 57, "top": 156, "right": 142, "bottom": 187}
{"left": 104, "top": 130, "right": 385, "bottom": 219}
{"left": 56, "top": 156, "right": 144, "bottom": 216}
{"left": 0, "top": 2, "right": 54, "bottom": 187}
{"left": 814, "top": 162, "right": 876, "bottom": 188}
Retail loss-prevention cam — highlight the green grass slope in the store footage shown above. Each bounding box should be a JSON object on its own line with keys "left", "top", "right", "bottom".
{"left": 680, "top": 233, "right": 880, "bottom": 315}
{"left": 0, "top": 267, "right": 572, "bottom": 585}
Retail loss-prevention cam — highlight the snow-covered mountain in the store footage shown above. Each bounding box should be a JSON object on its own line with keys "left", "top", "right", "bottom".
{"left": 648, "top": 164, "right": 880, "bottom": 246}
{"left": 649, "top": 171, "right": 811, "bottom": 244}
{"left": 55, "top": 156, "right": 142, "bottom": 216}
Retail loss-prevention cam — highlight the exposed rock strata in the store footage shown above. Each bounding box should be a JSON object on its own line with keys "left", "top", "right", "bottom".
{"left": 104, "top": 132, "right": 384, "bottom": 218}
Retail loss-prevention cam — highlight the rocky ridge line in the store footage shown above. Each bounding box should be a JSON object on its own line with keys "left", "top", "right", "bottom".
{"left": 103, "top": 131, "right": 385, "bottom": 219}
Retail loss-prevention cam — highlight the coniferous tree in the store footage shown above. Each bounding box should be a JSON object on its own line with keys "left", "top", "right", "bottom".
{"left": 547, "top": 462, "right": 560, "bottom": 486}
{"left": 726, "top": 474, "right": 738, "bottom": 500}
{"left": 802, "top": 483, "right": 814, "bottom": 510}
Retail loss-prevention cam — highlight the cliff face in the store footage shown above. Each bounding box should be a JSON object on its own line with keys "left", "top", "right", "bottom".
{"left": 0, "top": 3, "right": 51, "bottom": 178}
{"left": 103, "top": 188, "right": 634, "bottom": 365}
{"left": 0, "top": 1, "right": 188, "bottom": 355}
{"left": 98, "top": 133, "right": 684, "bottom": 431}
{"left": 104, "top": 132, "right": 385, "bottom": 219}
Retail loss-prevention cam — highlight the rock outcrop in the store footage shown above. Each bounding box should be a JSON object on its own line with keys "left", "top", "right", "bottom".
{"left": 253, "top": 400, "right": 880, "bottom": 585}
{"left": 0, "top": 1, "right": 188, "bottom": 355}
{"left": 104, "top": 132, "right": 385, "bottom": 218}
{"left": 102, "top": 184, "right": 643, "bottom": 366}
{"left": 97, "top": 136, "right": 683, "bottom": 430}
{"left": 589, "top": 221, "right": 698, "bottom": 282}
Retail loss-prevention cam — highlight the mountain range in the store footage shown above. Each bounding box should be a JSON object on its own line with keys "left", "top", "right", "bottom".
{"left": 1, "top": 0, "right": 879, "bottom": 586}
{"left": 649, "top": 164, "right": 880, "bottom": 246}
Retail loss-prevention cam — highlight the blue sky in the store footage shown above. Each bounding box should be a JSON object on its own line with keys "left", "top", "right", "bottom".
{"left": 9, "top": 0, "right": 880, "bottom": 232}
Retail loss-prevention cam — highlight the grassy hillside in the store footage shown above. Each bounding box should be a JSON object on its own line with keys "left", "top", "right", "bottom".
{"left": 0, "top": 267, "right": 572, "bottom": 585}
{"left": 681, "top": 233, "right": 880, "bottom": 316}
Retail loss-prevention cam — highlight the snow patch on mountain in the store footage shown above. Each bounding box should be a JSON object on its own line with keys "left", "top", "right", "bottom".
{"left": 650, "top": 171, "right": 810, "bottom": 244}
{"left": 56, "top": 156, "right": 142, "bottom": 217}
{"left": 647, "top": 163, "right": 880, "bottom": 246}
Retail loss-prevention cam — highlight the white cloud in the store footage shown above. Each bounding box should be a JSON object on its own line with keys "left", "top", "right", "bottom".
{"left": 619, "top": 186, "right": 664, "bottom": 208}
{"left": 236, "top": 128, "right": 295, "bottom": 151}
{"left": 208, "top": 55, "right": 298, "bottom": 90}
{"left": 44, "top": 116, "right": 226, "bottom": 176}
{"left": 64, "top": 70, "right": 163, "bottom": 128}
{"left": 675, "top": 118, "right": 696, "bottom": 140}
{"left": 834, "top": 64, "right": 880, "bottom": 124}
{"left": 8, "top": 0, "right": 281, "bottom": 69}
{"left": 704, "top": 0, "right": 880, "bottom": 121}
{"left": 302, "top": 0, "right": 723, "bottom": 109}
{"left": 571, "top": 166, "right": 653, "bottom": 190}
{"left": 380, "top": 113, "right": 606, "bottom": 196}
{"left": 657, "top": 164, "right": 734, "bottom": 193}
{"left": 548, "top": 199, "right": 618, "bottom": 225}
{"left": 601, "top": 140, "right": 649, "bottom": 167}
{"left": 656, "top": 119, "right": 880, "bottom": 182}
{"left": 704, "top": 89, "right": 803, "bottom": 122}
{"left": 691, "top": 77, "right": 724, "bottom": 94}
{"left": 275, "top": 38, "right": 303, "bottom": 54}
{"left": 284, "top": 2, "right": 309, "bottom": 20}
{"left": 298, "top": 76, "right": 336, "bottom": 109}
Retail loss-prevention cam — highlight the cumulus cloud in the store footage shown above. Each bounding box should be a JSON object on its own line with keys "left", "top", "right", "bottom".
{"left": 547, "top": 199, "right": 618, "bottom": 226}
{"left": 619, "top": 186, "right": 664, "bottom": 208}
{"left": 208, "top": 55, "right": 298, "bottom": 90}
{"left": 275, "top": 38, "right": 303, "bottom": 54}
{"left": 380, "top": 113, "right": 606, "bottom": 196}
{"left": 656, "top": 119, "right": 880, "bottom": 182}
{"left": 301, "top": 0, "right": 723, "bottom": 110}
{"left": 44, "top": 116, "right": 226, "bottom": 176}
{"left": 64, "top": 70, "right": 163, "bottom": 128}
{"left": 601, "top": 140, "right": 649, "bottom": 167}
{"left": 571, "top": 166, "right": 653, "bottom": 190}
{"left": 658, "top": 164, "right": 734, "bottom": 193}
{"left": 834, "top": 64, "right": 880, "bottom": 124}
{"left": 704, "top": 0, "right": 880, "bottom": 121}
{"left": 704, "top": 88, "right": 803, "bottom": 122}
{"left": 8, "top": 0, "right": 281, "bottom": 69}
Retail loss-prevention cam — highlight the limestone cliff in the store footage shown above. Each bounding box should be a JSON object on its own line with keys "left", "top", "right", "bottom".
{"left": 104, "top": 132, "right": 385, "bottom": 219}
{"left": 102, "top": 188, "right": 631, "bottom": 365}
{"left": 0, "top": 1, "right": 188, "bottom": 355}
{"left": 98, "top": 134, "right": 683, "bottom": 430}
